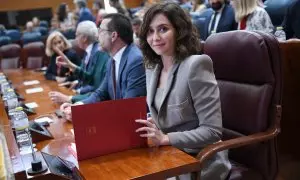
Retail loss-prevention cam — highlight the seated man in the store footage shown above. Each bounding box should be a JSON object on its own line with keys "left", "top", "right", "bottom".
{"left": 283, "top": 0, "right": 300, "bottom": 40}
{"left": 60, "top": 13, "right": 146, "bottom": 121}
{"left": 193, "top": 0, "right": 237, "bottom": 40}
{"left": 49, "top": 20, "right": 109, "bottom": 104}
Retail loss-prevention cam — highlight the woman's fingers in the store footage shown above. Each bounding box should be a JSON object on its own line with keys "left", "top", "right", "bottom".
{"left": 136, "top": 126, "right": 155, "bottom": 133}
{"left": 135, "top": 119, "right": 156, "bottom": 128}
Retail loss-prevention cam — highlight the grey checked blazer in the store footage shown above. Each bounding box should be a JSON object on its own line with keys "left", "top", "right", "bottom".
{"left": 146, "top": 55, "right": 231, "bottom": 180}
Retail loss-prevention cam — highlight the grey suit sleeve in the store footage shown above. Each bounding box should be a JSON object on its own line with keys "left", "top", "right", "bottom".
{"left": 167, "top": 55, "right": 222, "bottom": 149}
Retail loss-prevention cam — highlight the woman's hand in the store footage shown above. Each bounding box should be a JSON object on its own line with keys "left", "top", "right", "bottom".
{"left": 60, "top": 103, "right": 73, "bottom": 121}
{"left": 49, "top": 91, "right": 71, "bottom": 104}
{"left": 135, "top": 118, "right": 170, "bottom": 147}
{"left": 53, "top": 47, "right": 77, "bottom": 71}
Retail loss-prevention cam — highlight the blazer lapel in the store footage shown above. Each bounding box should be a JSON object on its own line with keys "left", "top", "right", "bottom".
{"left": 116, "top": 45, "right": 130, "bottom": 98}
{"left": 158, "top": 63, "right": 180, "bottom": 112}
{"left": 85, "top": 42, "right": 98, "bottom": 70}
{"left": 147, "top": 64, "right": 161, "bottom": 115}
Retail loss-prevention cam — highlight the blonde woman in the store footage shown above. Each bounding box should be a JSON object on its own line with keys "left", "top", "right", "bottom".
{"left": 45, "top": 31, "right": 81, "bottom": 82}
{"left": 231, "top": 0, "right": 274, "bottom": 34}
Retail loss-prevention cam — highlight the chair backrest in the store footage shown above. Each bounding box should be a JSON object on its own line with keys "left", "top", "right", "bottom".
{"left": 0, "top": 44, "right": 21, "bottom": 69}
{"left": 0, "top": 36, "right": 11, "bottom": 46}
{"left": 22, "top": 32, "right": 42, "bottom": 45}
{"left": 34, "top": 27, "right": 48, "bottom": 36}
{"left": 22, "top": 42, "right": 45, "bottom": 69}
{"left": 69, "top": 39, "right": 85, "bottom": 60}
{"left": 5, "top": 29, "right": 21, "bottom": 43}
{"left": 39, "top": 20, "right": 49, "bottom": 28}
{"left": 63, "top": 29, "right": 76, "bottom": 40}
{"left": 204, "top": 30, "right": 282, "bottom": 180}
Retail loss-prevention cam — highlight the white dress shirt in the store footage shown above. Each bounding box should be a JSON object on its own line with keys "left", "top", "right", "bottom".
{"left": 84, "top": 43, "right": 94, "bottom": 66}
{"left": 112, "top": 45, "right": 127, "bottom": 81}
{"left": 208, "top": 5, "right": 225, "bottom": 34}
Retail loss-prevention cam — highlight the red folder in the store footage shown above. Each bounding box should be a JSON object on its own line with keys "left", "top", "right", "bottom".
{"left": 71, "top": 97, "right": 148, "bottom": 161}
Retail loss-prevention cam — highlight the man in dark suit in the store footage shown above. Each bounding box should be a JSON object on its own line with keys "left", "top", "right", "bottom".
{"left": 74, "top": 0, "right": 95, "bottom": 25}
{"left": 193, "top": 0, "right": 237, "bottom": 40}
{"left": 61, "top": 13, "right": 146, "bottom": 121}
{"left": 283, "top": 0, "right": 300, "bottom": 39}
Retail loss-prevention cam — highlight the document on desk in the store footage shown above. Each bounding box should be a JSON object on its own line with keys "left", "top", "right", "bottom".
{"left": 35, "top": 117, "right": 54, "bottom": 123}
{"left": 25, "top": 102, "right": 38, "bottom": 108}
{"left": 25, "top": 87, "right": 43, "bottom": 94}
{"left": 23, "top": 80, "right": 40, "bottom": 86}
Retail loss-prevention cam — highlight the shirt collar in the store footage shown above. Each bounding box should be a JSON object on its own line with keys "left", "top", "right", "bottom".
{"left": 85, "top": 43, "right": 93, "bottom": 57}
{"left": 113, "top": 45, "right": 127, "bottom": 64}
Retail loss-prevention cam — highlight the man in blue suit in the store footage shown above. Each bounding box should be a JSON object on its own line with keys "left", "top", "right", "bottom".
{"left": 61, "top": 13, "right": 146, "bottom": 121}
{"left": 193, "top": 0, "right": 237, "bottom": 40}
{"left": 74, "top": 0, "right": 95, "bottom": 25}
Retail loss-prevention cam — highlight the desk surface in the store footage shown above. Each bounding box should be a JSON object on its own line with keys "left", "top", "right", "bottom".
{"left": 1, "top": 69, "right": 200, "bottom": 180}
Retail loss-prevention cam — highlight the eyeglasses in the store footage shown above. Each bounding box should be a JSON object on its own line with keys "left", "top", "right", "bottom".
{"left": 98, "top": 27, "right": 111, "bottom": 33}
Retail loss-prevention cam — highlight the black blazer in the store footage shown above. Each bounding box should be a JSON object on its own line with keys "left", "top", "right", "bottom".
{"left": 194, "top": 4, "right": 237, "bottom": 40}
{"left": 45, "top": 49, "right": 81, "bottom": 80}
{"left": 283, "top": 0, "right": 300, "bottom": 39}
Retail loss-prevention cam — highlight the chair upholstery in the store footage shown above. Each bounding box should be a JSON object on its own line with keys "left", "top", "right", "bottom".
{"left": 0, "top": 36, "right": 11, "bottom": 46}
{"left": 34, "top": 27, "right": 48, "bottom": 36}
{"left": 39, "top": 20, "right": 49, "bottom": 28}
{"left": 63, "top": 29, "right": 76, "bottom": 40}
{"left": 5, "top": 29, "right": 21, "bottom": 44}
{"left": 22, "top": 32, "right": 42, "bottom": 45}
{"left": 69, "top": 39, "right": 85, "bottom": 60}
{"left": 198, "top": 30, "right": 282, "bottom": 180}
{"left": 0, "top": 44, "right": 21, "bottom": 69}
{"left": 22, "top": 42, "right": 45, "bottom": 69}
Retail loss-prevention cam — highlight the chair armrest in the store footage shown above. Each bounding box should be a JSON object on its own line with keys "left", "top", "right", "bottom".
{"left": 196, "top": 105, "right": 282, "bottom": 168}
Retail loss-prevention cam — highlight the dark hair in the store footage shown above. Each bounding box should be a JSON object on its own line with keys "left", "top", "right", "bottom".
{"left": 77, "top": 1, "right": 86, "bottom": 8}
{"left": 131, "top": 17, "right": 142, "bottom": 26}
{"left": 57, "top": 3, "right": 67, "bottom": 22}
{"left": 139, "top": 2, "right": 202, "bottom": 69}
{"left": 93, "top": 0, "right": 104, "bottom": 9}
{"left": 103, "top": 13, "right": 133, "bottom": 45}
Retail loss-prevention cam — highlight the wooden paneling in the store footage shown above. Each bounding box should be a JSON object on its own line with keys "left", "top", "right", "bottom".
{"left": 0, "top": 0, "right": 93, "bottom": 13}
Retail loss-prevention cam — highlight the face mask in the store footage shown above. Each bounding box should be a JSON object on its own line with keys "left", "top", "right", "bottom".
{"left": 211, "top": 2, "right": 223, "bottom": 11}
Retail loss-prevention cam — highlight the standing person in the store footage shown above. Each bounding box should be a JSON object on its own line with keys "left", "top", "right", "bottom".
{"left": 135, "top": 3, "right": 231, "bottom": 180}
{"left": 283, "top": 0, "right": 300, "bottom": 40}
{"left": 59, "top": 13, "right": 146, "bottom": 121}
{"left": 57, "top": 3, "right": 75, "bottom": 31}
{"left": 231, "top": 0, "right": 274, "bottom": 34}
{"left": 74, "top": 0, "right": 95, "bottom": 25}
{"left": 45, "top": 31, "right": 81, "bottom": 82}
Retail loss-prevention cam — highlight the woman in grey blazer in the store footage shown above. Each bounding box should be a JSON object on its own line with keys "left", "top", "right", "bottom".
{"left": 135, "top": 2, "right": 231, "bottom": 180}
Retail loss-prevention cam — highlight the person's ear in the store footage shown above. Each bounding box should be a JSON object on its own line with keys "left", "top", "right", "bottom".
{"left": 111, "top": 31, "right": 118, "bottom": 42}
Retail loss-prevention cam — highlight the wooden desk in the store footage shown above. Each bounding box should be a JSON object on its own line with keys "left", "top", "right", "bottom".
{"left": 1, "top": 69, "right": 200, "bottom": 179}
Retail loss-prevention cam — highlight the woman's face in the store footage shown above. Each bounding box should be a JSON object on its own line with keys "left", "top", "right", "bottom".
{"left": 52, "top": 36, "right": 66, "bottom": 52}
{"left": 146, "top": 13, "right": 176, "bottom": 58}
